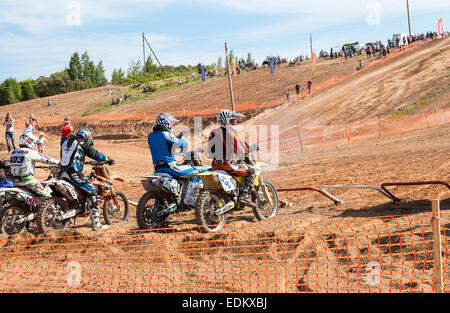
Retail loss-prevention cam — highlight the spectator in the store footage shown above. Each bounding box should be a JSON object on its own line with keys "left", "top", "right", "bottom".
{"left": 47, "top": 99, "right": 52, "bottom": 107}
{"left": 3, "top": 112, "right": 16, "bottom": 153}
{"left": 295, "top": 83, "right": 300, "bottom": 95}
{"left": 286, "top": 89, "right": 291, "bottom": 103}
{"left": 307, "top": 80, "right": 313, "bottom": 94}
{"left": 24, "top": 114, "right": 40, "bottom": 135}
{"left": 61, "top": 117, "right": 73, "bottom": 146}
{"left": 37, "top": 132, "right": 46, "bottom": 154}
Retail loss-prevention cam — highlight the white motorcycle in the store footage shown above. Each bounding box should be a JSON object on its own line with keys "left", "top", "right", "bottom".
{"left": 0, "top": 166, "right": 59, "bottom": 235}
{"left": 135, "top": 150, "right": 210, "bottom": 229}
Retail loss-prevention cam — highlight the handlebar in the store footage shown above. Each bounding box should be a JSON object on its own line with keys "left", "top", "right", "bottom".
{"left": 36, "top": 165, "right": 60, "bottom": 170}
{"left": 87, "top": 161, "right": 111, "bottom": 166}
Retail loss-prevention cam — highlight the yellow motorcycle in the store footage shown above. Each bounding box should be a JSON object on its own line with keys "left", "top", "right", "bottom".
{"left": 194, "top": 154, "right": 278, "bottom": 233}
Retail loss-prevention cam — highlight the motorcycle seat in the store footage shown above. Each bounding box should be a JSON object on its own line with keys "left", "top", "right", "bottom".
{"left": 153, "top": 173, "right": 175, "bottom": 179}
{"left": 214, "top": 170, "right": 234, "bottom": 177}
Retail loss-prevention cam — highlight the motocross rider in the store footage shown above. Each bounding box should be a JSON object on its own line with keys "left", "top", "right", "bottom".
{"left": 10, "top": 133, "right": 60, "bottom": 200}
{"left": 205, "top": 109, "right": 257, "bottom": 208}
{"left": 148, "top": 113, "right": 199, "bottom": 219}
{"left": 60, "top": 128, "right": 114, "bottom": 231}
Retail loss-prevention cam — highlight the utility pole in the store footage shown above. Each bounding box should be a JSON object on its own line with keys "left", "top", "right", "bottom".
{"left": 406, "top": 0, "right": 412, "bottom": 37}
{"left": 310, "top": 33, "right": 313, "bottom": 59}
{"left": 225, "top": 42, "right": 235, "bottom": 112}
{"left": 142, "top": 32, "right": 146, "bottom": 76}
{"left": 143, "top": 34, "right": 165, "bottom": 73}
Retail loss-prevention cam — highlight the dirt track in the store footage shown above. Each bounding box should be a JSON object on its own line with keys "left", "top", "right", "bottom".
{"left": 0, "top": 37, "right": 449, "bottom": 293}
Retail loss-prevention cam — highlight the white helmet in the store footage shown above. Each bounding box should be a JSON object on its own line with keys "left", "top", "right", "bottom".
{"left": 217, "top": 110, "right": 244, "bottom": 133}
{"left": 19, "top": 133, "right": 38, "bottom": 150}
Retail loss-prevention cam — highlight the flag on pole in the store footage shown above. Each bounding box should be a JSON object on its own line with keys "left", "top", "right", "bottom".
{"left": 201, "top": 65, "right": 205, "bottom": 82}
{"left": 438, "top": 18, "right": 444, "bottom": 36}
{"left": 312, "top": 51, "right": 316, "bottom": 71}
{"left": 270, "top": 57, "right": 274, "bottom": 75}
{"left": 233, "top": 60, "right": 237, "bottom": 77}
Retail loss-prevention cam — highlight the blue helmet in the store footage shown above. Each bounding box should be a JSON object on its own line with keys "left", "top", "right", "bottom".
{"left": 155, "top": 113, "right": 179, "bottom": 132}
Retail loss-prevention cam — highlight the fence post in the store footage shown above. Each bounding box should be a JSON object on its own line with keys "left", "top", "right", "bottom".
{"left": 425, "top": 113, "right": 430, "bottom": 128}
{"left": 431, "top": 199, "right": 444, "bottom": 293}
{"left": 378, "top": 116, "right": 381, "bottom": 139}
{"left": 347, "top": 123, "right": 351, "bottom": 144}
{"left": 296, "top": 125, "right": 304, "bottom": 151}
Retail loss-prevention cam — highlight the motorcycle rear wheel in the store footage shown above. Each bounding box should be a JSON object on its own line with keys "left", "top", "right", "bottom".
{"left": 136, "top": 192, "right": 168, "bottom": 230}
{"left": 36, "top": 198, "right": 70, "bottom": 234}
{"left": 0, "top": 205, "right": 28, "bottom": 235}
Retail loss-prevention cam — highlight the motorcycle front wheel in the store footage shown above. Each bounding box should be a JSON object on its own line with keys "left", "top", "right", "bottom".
{"left": 252, "top": 179, "right": 279, "bottom": 221}
{"left": 103, "top": 191, "right": 129, "bottom": 225}
{"left": 195, "top": 190, "right": 227, "bottom": 233}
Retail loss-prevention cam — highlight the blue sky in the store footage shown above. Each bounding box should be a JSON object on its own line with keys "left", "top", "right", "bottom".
{"left": 0, "top": 0, "right": 448, "bottom": 82}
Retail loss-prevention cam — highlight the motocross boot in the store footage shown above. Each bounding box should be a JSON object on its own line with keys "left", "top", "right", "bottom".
{"left": 239, "top": 175, "right": 257, "bottom": 208}
{"left": 89, "top": 196, "right": 109, "bottom": 231}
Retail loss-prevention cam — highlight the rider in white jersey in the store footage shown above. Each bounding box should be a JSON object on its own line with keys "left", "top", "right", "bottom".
{"left": 10, "top": 133, "right": 59, "bottom": 199}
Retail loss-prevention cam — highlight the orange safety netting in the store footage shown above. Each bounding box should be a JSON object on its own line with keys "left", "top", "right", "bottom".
{"left": 0, "top": 212, "right": 448, "bottom": 293}
{"left": 273, "top": 107, "right": 450, "bottom": 151}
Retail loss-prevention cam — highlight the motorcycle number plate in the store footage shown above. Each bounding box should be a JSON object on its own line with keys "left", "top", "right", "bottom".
{"left": 217, "top": 174, "right": 235, "bottom": 192}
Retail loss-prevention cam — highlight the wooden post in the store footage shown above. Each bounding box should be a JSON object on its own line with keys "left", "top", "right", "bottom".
{"left": 378, "top": 116, "right": 381, "bottom": 139}
{"left": 425, "top": 113, "right": 430, "bottom": 128}
{"left": 225, "top": 42, "right": 236, "bottom": 112}
{"left": 431, "top": 199, "right": 444, "bottom": 293}
{"left": 142, "top": 32, "right": 146, "bottom": 76}
{"left": 347, "top": 123, "right": 351, "bottom": 144}
{"left": 296, "top": 125, "right": 304, "bottom": 151}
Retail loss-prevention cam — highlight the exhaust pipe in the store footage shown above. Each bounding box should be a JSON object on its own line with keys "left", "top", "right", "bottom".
{"left": 15, "top": 213, "right": 35, "bottom": 224}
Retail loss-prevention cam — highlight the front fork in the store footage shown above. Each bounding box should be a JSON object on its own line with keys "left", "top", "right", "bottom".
{"left": 258, "top": 177, "right": 273, "bottom": 206}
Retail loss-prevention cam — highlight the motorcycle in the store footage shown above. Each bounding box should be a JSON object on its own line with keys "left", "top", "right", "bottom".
{"left": 194, "top": 152, "right": 279, "bottom": 233}
{"left": 87, "top": 161, "right": 129, "bottom": 225}
{"left": 35, "top": 161, "right": 128, "bottom": 234}
{"left": 135, "top": 149, "right": 210, "bottom": 229}
{"left": 0, "top": 166, "right": 59, "bottom": 235}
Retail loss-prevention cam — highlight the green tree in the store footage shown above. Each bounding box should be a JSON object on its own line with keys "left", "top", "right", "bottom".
{"left": 228, "top": 49, "right": 234, "bottom": 67}
{"left": 93, "top": 61, "right": 107, "bottom": 87}
{"left": 20, "top": 79, "right": 37, "bottom": 101}
{"left": 127, "top": 58, "right": 143, "bottom": 77}
{"left": 68, "top": 51, "right": 83, "bottom": 81}
{"left": 145, "top": 55, "right": 158, "bottom": 75}
{"left": 111, "top": 68, "right": 125, "bottom": 85}
{"left": 246, "top": 52, "right": 253, "bottom": 64}
{"left": 80, "top": 51, "right": 95, "bottom": 84}
{"left": 0, "top": 78, "right": 23, "bottom": 106}
{"left": 217, "top": 56, "right": 223, "bottom": 68}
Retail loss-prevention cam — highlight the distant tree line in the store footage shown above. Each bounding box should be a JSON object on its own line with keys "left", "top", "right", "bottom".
{"left": 0, "top": 51, "right": 107, "bottom": 106}
{"left": 111, "top": 55, "right": 207, "bottom": 85}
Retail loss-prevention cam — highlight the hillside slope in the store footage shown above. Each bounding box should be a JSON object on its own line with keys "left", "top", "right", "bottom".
{"left": 252, "top": 37, "right": 450, "bottom": 130}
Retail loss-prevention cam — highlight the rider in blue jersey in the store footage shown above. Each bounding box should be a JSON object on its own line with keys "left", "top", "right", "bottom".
{"left": 148, "top": 113, "right": 199, "bottom": 215}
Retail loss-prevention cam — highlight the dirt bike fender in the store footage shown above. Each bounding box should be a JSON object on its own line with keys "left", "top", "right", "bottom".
{"left": 111, "top": 175, "right": 124, "bottom": 182}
